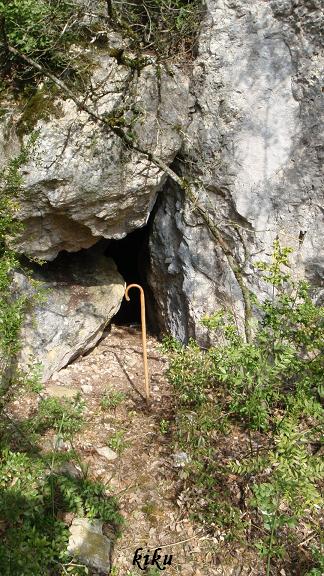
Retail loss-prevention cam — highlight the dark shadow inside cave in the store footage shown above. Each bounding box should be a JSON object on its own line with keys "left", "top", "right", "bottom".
{"left": 22, "top": 220, "right": 159, "bottom": 334}
{"left": 105, "top": 225, "right": 153, "bottom": 327}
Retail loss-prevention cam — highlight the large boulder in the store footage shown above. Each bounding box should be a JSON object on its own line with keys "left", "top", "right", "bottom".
{"left": 2, "top": 47, "right": 191, "bottom": 261}
{"left": 17, "top": 250, "right": 125, "bottom": 381}
{"left": 148, "top": 0, "right": 324, "bottom": 343}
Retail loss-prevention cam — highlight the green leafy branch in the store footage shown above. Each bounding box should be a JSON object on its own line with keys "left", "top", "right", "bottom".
{"left": 164, "top": 243, "right": 324, "bottom": 573}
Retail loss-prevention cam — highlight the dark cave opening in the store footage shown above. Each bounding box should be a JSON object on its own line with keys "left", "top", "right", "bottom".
{"left": 24, "top": 219, "right": 159, "bottom": 334}
{"left": 105, "top": 225, "right": 153, "bottom": 327}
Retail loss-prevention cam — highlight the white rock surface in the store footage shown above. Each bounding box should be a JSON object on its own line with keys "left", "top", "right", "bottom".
{"left": 173, "top": 451, "right": 191, "bottom": 468}
{"left": 96, "top": 446, "right": 118, "bottom": 461}
{"left": 81, "top": 384, "right": 93, "bottom": 394}
{"left": 149, "top": 0, "right": 324, "bottom": 343}
{"left": 17, "top": 250, "right": 125, "bottom": 381}
{"left": 68, "top": 518, "right": 111, "bottom": 573}
{"left": 5, "top": 51, "right": 190, "bottom": 260}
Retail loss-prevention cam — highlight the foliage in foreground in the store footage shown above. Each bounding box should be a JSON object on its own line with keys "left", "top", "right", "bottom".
{"left": 0, "top": 394, "right": 123, "bottom": 576}
{"left": 0, "top": 148, "right": 25, "bottom": 354}
{"left": 113, "top": 0, "right": 202, "bottom": 57}
{"left": 163, "top": 242, "right": 324, "bottom": 575}
{"left": 0, "top": 0, "right": 202, "bottom": 94}
{"left": 0, "top": 136, "right": 38, "bottom": 386}
{"left": 0, "top": 0, "right": 86, "bottom": 87}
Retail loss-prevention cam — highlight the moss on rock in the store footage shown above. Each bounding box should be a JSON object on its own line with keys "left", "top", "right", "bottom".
{"left": 17, "top": 87, "right": 63, "bottom": 138}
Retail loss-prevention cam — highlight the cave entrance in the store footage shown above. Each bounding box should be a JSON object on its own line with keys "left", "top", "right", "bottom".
{"left": 105, "top": 225, "right": 152, "bottom": 327}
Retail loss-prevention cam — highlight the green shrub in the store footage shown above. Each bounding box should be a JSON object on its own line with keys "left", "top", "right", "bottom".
{"left": 0, "top": 448, "right": 123, "bottom": 575}
{"left": 305, "top": 546, "right": 324, "bottom": 575}
{"left": 0, "top": 0, "right": 203, "bottom": 94}
{"left": 100, "top": 390, "right": 126, "bottom": 411}
{"left": 0, "top": 388, "right": 122, "bottom": 575}
{"left": 107, "top": 429, "right": 129, "bottom": 454}
{"left": 34, "top": 395, "right": 85, "bottom": 436}
{"left": 163, "top": 241, "right": 324, "bottom": 574}
{"left": 114, "top": 0, "right": 202, "bottom": 57}
{"left": 0, "top": 137, "right": 37, "bottom": 370}
{"left": 0, "top": 0, "right": 83, "bottom": 84}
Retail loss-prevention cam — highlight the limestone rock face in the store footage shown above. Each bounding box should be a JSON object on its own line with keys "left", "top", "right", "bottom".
{"left": 9, "top": 52, "right": 190, "bottom": 260}
{"left": 17, "top": 251, "right": 125, "bottom": 381}
{"left": 149, "top": 0, "right": 324, "bottom": 342}
{"left": 1, "top": 2, "right": 323, "bottom": 347}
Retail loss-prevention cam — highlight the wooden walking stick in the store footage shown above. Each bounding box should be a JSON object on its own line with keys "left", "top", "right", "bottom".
{"left": 125, "top": 284, "right": 150, "bottom": 402}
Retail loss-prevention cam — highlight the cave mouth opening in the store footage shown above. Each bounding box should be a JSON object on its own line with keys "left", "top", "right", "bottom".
{"left": 25, "top": 220, "right": 159, "bottom": 334}
{"left": 105, "top": 224, "right": 154, "bottom": 329}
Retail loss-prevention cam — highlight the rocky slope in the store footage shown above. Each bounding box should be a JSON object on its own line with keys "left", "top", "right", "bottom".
{"left": 23, "top": 324, "right": 258, "bottom": 575}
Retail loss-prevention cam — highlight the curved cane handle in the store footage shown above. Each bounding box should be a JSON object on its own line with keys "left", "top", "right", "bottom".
{"left": 125, "top": 283, "right": 144, "bottom": 302}
{"left": 124, "top": 283, "right": 150, "bottom": 401}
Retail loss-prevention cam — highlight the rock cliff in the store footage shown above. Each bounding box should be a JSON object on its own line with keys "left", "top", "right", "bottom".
{"left": 2, "top": 0, "right": 323, "bottom": 350}
{"left": 149, "top": 0, "right": 324, "bottom": 342}
{"left": 1, "top": 50, "right": 190, "bottom": 260}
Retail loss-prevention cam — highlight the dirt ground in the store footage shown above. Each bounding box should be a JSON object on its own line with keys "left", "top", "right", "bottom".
{"left": 10, "top": 324, "right": 260, "bottom": 576}
{"left": 43, "top": 325, "right": 259, "bottom": 576}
